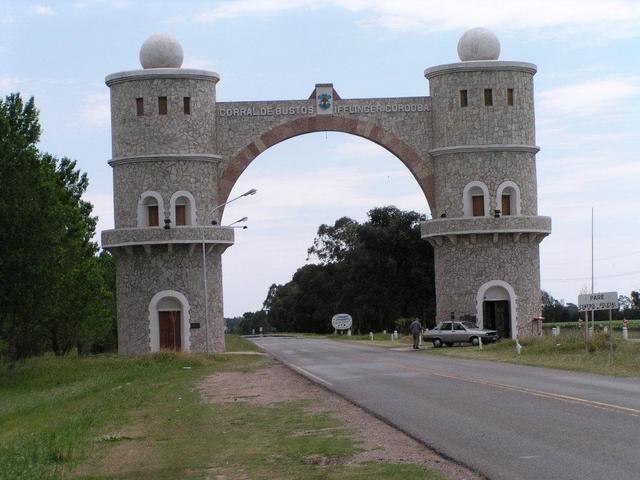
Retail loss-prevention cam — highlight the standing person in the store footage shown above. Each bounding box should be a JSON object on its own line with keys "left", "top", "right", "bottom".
{"left": 409, "top": 318, "right": 422, "bottom": 350}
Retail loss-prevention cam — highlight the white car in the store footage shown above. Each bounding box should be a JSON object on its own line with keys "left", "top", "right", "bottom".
{"left": 424, "top": 321, "right": 498, "bottom": 347}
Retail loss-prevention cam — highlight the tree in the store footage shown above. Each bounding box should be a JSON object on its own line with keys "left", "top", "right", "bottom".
{"left": 266, "top": 206, "right": 436, "bottom": 333}
{"left": 0, "top": 94, "right": 116, "bottom": 359}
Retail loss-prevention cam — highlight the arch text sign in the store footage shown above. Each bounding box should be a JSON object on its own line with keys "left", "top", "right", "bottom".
{"left": 331, "top": 313, "right": 353, "bottom": 330}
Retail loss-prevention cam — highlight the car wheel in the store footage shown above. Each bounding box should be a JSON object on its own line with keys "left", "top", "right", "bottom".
{"left": 470, "top": 337, "right": 480, "bottom": 347}
{"left": 432, "top": 339, "right": 442, "bottom": 348}
{"left": 445, "top": 342, "right": 453, "bottom": 347}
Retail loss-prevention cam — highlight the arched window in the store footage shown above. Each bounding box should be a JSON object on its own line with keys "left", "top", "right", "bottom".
{"left": 137, "top": 191, "right": 164, "bottom": 227}
{"left": 170, "top": 191, "right": 196, "bottom": 226}
{"left": 463, "top": 181, "right": 490, "bottom": 217}
{"left": 496, "top": 181, "right": 521, "bottom": 216}
{"left": 148, "top": 290, "right": 191, "bottom": 352}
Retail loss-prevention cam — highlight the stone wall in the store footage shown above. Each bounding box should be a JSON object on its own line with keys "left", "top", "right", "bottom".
{"left": 432, "top": 150, "right": 538, "bottom": 218}
{"left": 111, "top": 158, "right": 221, "bottom": 228}
{"left": 114, "top": 244, "right": 225, "bottom": 355}
{"left": 108, "top": 71, "right": 219, "bottom": 159}
{"left": 433, "top": 235, "right": 542, "bottom": 337}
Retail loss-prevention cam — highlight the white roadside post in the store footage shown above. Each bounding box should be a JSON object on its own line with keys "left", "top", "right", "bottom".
{"left": 622, "top": 319, "right": 629, "bottom": 340}
{"left": 369, "top": 332, "right": 374, "bottom": 341}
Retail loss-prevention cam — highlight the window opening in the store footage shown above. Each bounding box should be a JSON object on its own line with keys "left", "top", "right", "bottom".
{"left": 183, "top": 97, "right": 191, "bottom": 115}
{"left": 158, "top": 96, "right": 168, "bottom": 115}
{"left": 136, "top": 98, "right": 144, "bottom": 116}
{"left": 459, "top": 90, "right": 468, "bottom": 107}
{"left": 507, "top": 88, "right": 514, "bottom": 106}
{"left": 147, "top": 205, "right": 159, "bottom": 226}
{"left": 501, "top": 194, "right": 512, "bottom": 215}
{"left": 484, "top": 89, "right": 493, "bottom": 106}
{"left": 175, "top": 205, "right": 187, "bottom": 225}
{"left": 472, "top": 195, "right": 485, "bottom": 216}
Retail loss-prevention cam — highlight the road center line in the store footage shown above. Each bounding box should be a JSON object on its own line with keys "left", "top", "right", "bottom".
{"left": 315, "top": 347, "right": 640, "bottom": 418}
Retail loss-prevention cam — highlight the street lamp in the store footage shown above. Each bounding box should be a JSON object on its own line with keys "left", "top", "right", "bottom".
{"left": 226, "top": 216, "right": 248, "bottom": 227}
{"left": 201, "top": 189, "right": 256, "bottom": 354}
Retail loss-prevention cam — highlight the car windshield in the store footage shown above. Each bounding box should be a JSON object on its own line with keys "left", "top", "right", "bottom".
{"left": 461, "top": 321, "right": 477, "bottom": 329}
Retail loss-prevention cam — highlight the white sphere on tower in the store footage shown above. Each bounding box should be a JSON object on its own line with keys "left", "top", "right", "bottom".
{"left": 457, "top": 28, "right": 500, "bottom": 61}
{"left": 139, "top": 33, "right": 184, "bottom": 69}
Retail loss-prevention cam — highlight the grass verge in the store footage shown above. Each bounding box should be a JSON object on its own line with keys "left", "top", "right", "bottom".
{"left": 1, "top": 340, "right": 446, "bottom": 480}
{"left": 424, "top": 333, "right": 640, "bottom": 376}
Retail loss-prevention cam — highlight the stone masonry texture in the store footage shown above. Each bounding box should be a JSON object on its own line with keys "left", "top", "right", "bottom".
{"left": 103, "top": 57, "right": 550, "bottom": 354}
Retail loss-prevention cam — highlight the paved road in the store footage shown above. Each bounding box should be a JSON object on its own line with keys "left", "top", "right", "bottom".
{"left": 251, "top": 336, "right": 640, "bottom": 480}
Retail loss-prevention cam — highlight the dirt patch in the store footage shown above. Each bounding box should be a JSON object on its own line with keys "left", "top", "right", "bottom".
{"left": 198, "top": 361, "right": 480, "bottom": 480}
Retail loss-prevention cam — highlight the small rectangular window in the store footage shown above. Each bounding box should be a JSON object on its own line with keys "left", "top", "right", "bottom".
{"left": 147, "top": 205, "right": 159, "bottom": 226}
{"left": 183, "top": 97, "right": 191, "bottom": 115}
{"left": 472, "top": 195, "right": 485, "bottom": 217}
{"left": 175, "top": 205, "right": 187, "bottom": 226}
{"left": 158, "top": 96, "right": 168, "bottom": 115}
{"left": 507, "top": 88, "right": 514, "bottom": 106}
{"left": 459, "top": 90, "right": 468, "bottom": 107}
{"left": 136, "top": 98, "right": 144, "bottom": 116}
{"left": 484, "top": 89, "right": 493, "bottom": 106}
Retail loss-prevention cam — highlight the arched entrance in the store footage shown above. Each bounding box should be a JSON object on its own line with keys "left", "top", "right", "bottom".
{"left": 148, "top": 290, "right": 191, "bottom": 352}
{"left": 476, "top": 281, "right": 517, "bottom": 339}
{"left": 217, "top": 110, "right": 436, "bottom": 217}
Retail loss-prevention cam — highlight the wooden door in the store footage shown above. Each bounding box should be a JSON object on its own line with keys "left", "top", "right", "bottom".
{"left": 147, "top": 205, "right": 159, "bottom": 226}
{"left": 472, "top": 196, "right": 484, "bottom": 216}
{"left": 501, "top": 195, "right": 511, "bottom": 215}
{"left": 159, "top": 311, "right": 181, "bottom": 351}
{"left": 175, "top": 205, "right": 186, "bottom": 225}
{"left": 494, "top": 301, "right": 511, "bottom": 339}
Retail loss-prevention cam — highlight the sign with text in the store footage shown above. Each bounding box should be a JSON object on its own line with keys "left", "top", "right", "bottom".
{"left": 331, "top": 313, "right": 353, "bottom": 330}
{"left": 578, "top": 292, "right": 618, "bottom": 312}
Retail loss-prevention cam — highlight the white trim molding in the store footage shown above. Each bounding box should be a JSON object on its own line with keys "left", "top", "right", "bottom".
{"left": 148, "top": 290, "right": 191, "bottom": 352}
{"left": 496, "top": 181, "right": 521, "bottom": 216}
{"left": 463, "top": 181, "right": 490, "bottom": 218}
{"left": 476, "top": 280, "right": 517, "bottom": 339}
{"left": 137, "top": 191, "right": 165, "bottom": 227}
{"left": 170, "top": 190, "right": 197, "bottom": 226}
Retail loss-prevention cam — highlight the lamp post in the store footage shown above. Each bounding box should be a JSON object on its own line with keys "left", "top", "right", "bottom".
{"left": 201, "top": 189, "right": 256, "bottom": 354}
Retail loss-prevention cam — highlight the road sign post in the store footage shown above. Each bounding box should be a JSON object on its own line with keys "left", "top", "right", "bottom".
{"left": 578, "top": 291, "right": 618, "bottom": 356}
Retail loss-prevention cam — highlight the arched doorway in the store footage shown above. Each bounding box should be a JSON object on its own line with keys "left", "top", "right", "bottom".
{"left": 476, "top": 280, "right": 518, "bottom": 338}
{"left": 148, "top": 290, "right": 191, "bottom": 352}
{"left": 476, "top": 281, "right": 517, "bottom": 339}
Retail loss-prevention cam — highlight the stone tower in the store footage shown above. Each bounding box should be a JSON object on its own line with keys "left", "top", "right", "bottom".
{"left": 421, "top": 28, "right": 551, "bottom": 338}
{"left": 102, "top": 33, "right": 233, "bottom": 354}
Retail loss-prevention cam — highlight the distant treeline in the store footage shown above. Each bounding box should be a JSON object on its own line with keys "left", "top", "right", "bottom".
{"left": 542, "top": 290, "right": 640, "bottom": 323}
{"left": 0, "top": 94, "right": 116, "bottom": 360}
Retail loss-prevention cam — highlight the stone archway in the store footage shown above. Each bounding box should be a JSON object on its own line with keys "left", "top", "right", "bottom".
{"left": 218, "top": 115, "right": 436, "bottom": 214}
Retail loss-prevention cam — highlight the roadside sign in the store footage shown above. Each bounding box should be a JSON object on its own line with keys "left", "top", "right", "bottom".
{"left": 331, "top": 313, "right": 353, "bottom": 330}
{"left": 577, "top": 292, "right": 618, "bottom": 312}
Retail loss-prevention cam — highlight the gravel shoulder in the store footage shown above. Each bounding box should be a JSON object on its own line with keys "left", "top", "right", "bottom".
{"left": 199, "top": 359, "right": 481, "bottom": 480}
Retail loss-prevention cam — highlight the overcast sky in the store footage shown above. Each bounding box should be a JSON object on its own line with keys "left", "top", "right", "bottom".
{"left": 2, "top": 0, "right": 639, "bottom": 316}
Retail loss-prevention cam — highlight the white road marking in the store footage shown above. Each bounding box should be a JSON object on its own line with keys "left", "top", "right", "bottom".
{"left": 519, "top": 455, "right": 543, "bottom": 460}
{"left": 290, "top": 365, "right": 334, "bottom": 387}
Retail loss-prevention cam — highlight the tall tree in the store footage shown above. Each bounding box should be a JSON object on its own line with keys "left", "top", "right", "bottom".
{"left": 0, "top": 94, "right": 115, "bottom": 359}
{"left": 267, "top": 206, "right": 435, "bottom": 333}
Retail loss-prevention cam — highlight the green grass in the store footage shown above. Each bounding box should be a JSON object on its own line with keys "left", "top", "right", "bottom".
{"left": 0, "top": 348, "right": 446, "bottom": 480}
{"left": 224, "top": 333, "right": 263, "bottom": 352}
{"left": 543, "top": 319, "right": 640, "bottom": 331}
{"left": 425, "top": 333, "right": 640, "bottom": 376}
